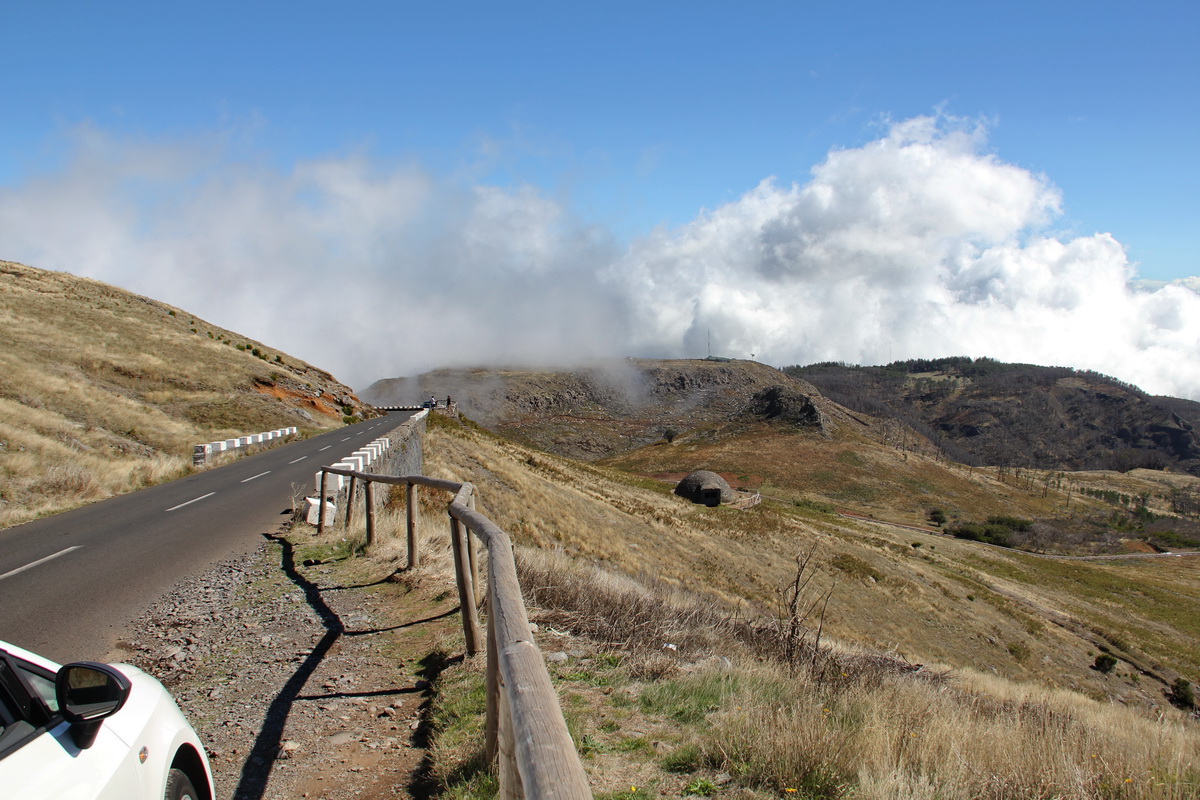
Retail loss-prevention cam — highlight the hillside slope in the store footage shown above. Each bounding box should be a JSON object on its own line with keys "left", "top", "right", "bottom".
{"left": 361, "top": 358, "right": 831, "bottom": 459}
{"left": 423, "top": 416, "right": 1200, "bottom": 719}
{"left": 788, "top": 357, "right": 1200, "bottom": 476}
{"left": 0, "top": 260, "right": 373, "bottom": 527}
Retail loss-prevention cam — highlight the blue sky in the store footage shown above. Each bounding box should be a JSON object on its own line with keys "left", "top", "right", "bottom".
{"left": 4, "top": 1, "right": 1195, "bottom": 277}
{"left": 2, "top": 1, "right": 1199, "bottom": 395}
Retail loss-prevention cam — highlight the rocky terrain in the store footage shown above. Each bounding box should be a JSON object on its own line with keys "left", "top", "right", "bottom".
{"left": 360, "top": 359, "right": 829, "bottom": 460}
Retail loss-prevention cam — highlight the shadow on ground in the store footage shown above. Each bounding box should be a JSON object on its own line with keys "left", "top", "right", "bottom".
{"left": 231, "top": 533, "right": 452, "bottom": 800}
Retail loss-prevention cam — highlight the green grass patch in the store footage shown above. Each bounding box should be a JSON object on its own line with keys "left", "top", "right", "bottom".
{"left": 639, "top": 672, "right": 741, "bottom": 725}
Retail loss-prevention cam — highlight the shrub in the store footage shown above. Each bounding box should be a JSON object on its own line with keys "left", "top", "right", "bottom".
{"left": 928, "top": 508, "right": 947, "bottom": 526}
{"left": 1093, "top": 653, "right": 1118, "bottom": 674}
{"left": 986, "top": 515, "right": 1033, "bottom": 532}
{"left": 663, "top": 427, "right": 678, "bottom": 443}
{"left": 1170, "top": 678, "right": 1195, "bottom": 709}
{"left": 793, "top": 498, "right": 835, "bottom": 514}
{"left": 950, "top": 523, "right": 1013, "bottom": 548}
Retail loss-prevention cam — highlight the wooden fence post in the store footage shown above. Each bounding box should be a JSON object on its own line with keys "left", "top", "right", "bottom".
{"left": 406, "top": 482, "right": 419, "bottom": 569}
{"left": 450, "top": 515, "right": 483, "bottom": 655}
{"left": 365, "top": 480, "right": 376, "bottom": 547}
{"left": 345, "top": 474, "right": 357, "bottom": 530}
{"left": 317, "top": 470, "right": 329, "bottom": 535}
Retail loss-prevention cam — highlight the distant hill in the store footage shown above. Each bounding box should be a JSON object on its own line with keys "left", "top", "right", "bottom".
{"left": 0, "top": 260, "right": 374, "bottom": 527}
{"left": 360, "top": 358, "right": 835, "bottom": 460}
{"left": 786, "top": 357, "right": 1200, "bottom": 476}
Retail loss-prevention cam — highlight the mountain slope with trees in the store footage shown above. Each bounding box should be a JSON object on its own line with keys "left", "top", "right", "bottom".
{"left": 786, "top": 357, "right": 1200, "bottom": 476}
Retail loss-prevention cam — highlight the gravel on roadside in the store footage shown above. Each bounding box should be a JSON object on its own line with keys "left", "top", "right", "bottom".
{"left": 111, "top": 532, "right": 462, "bottom": 800}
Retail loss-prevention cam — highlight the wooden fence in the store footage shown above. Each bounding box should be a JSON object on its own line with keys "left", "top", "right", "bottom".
{"left": 316, "top": 465, "right": 592, "bottom": 800}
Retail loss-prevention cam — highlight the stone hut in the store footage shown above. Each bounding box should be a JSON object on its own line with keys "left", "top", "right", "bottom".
{"left": 675, "top": 470, "right": 734, "bottom": 507}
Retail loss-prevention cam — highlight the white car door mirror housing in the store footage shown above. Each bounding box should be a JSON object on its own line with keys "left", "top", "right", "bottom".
{"left": 55, "top": 663, "right": 131, "bottom": 749}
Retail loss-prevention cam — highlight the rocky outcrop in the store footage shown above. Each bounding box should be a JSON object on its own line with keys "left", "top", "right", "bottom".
{"left": 359, "top": 359, "right": 826, "bottom": 460}
{"left": 740, "top": 385, "right": 830, "bottom": 435}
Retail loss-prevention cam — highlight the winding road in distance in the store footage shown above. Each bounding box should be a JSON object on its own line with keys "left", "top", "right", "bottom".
{"left": 0, "top": 412, "right": 414, "bottom": 663}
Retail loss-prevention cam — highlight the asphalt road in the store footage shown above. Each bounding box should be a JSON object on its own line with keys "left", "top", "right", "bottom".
{"left": 0, "top": 412, "right": 414, "bottom": 663}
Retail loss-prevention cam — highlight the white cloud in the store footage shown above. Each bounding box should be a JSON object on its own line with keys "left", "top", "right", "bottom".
{"left": 2, "top": 115, "right": 1199, "bottom": 400}
{"left": 610, "top": 115, "right": 1200, "bottom": 400}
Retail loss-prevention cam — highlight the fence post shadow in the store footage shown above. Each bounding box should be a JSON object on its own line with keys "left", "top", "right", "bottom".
{"left": 231, "top": 533, "right": 345, "bottom": 800}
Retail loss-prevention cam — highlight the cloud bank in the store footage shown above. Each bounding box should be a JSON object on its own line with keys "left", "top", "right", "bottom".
{"left": 2, "top": 116, "right": 1199, "bottom": 400}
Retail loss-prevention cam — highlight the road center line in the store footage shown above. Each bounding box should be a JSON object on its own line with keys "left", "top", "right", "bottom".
{"left": 318, "top": 445, "right": 332, "bottom": 452}
{"left": 241, "top": 471, "right": 271, "bottom": 483}
{"left": 288, "top": 456, "right": 308, "bottom": 464}
{"left": 340, "top": 437, "right": 351, "bottom": 442}
{"left": 0, "top": 546, "right": 83, "bottom": 582}
{"left": 166, "top": 492, "right": 216, "bottom": 512}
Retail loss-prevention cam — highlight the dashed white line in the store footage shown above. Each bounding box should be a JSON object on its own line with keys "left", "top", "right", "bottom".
{"left": 166, "top": 492, "right": 216, "bottom": 512}
{"left": 340, "top": 437, "right": 351, "bottom": 442}
{"left": 241, "top": 471, "right": 271, "bottom": 483}
{"left": 0, "top": 546, "right": 83, "bottom": 582}
{"left": 318, "top": 445, "right": 332, "bottom": 452}
{"left": 289, "top": 456, "right": 308, "bottom": 464}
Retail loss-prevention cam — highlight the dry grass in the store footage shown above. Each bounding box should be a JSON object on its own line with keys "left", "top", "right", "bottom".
{"left": 0, "top": 260, "right": 363, "bottom": 527}
{"left": 512, "top": 546, "right": 1199, "bottom": 799}
{"left": 397, "top": 418, "right": 1200, "bottom": 798}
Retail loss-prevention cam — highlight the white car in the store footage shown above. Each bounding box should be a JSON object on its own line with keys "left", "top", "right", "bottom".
{"left": 0, "top": 640, "right": 213, "bottom": 800}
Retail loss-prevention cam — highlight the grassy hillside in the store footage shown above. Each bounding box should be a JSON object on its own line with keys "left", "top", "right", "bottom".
{"left": 407, "top": 415, "right": 1199, "bottom": 798}
{"left": 0, "top": 260, "right": 374, "bottom": 527}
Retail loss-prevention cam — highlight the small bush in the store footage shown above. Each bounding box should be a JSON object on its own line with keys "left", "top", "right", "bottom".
{"left": 987, "top": 515, "right": 1033, "bottom": 532}
{"left": 793, "top": 498, "right": 835, "bottom": 514}
{"left": 1093, "top": 653, "right": 1118, "bottom": 674}
{"left": 928, "top": 508, "right": 947, "bottom": 526}
{"left": 663, "top": 427, "right": 678, "bottom": 443}
{"left": 950, "top": 523, "right": 1013, "bottom": 548}
{"left": 1170, "top": 678, "right": 1195, "bottom": 709}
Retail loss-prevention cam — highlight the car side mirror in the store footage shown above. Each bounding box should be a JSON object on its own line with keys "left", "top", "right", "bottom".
{"left": 55, "top": 662, "right": 132, "bottom": 749}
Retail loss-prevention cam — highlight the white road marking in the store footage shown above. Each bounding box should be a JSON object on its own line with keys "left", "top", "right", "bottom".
{"left": 166, "top": 492, "right": 216, "bottom": 512}
{"left": 241, "top": 471, "right": 271, "bottom": 483}
{"left": 340, "top": 437, "right": 351, "bottom": 442}
{"left": 289, "top": 456, "right": 308, "bottom": 464}
{"left": 318, "top": 445, "right": 332, "bottom": 452}
{"left": 0, "top": 546, "right": 83, "bottom": 582}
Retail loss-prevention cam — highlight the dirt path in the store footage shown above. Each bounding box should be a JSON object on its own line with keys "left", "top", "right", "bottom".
{"left": 111, "top": 528, "right": 464, "bottom": 800}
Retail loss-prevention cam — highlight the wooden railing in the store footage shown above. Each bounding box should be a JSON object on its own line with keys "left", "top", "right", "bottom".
{"left": 316, "top": 465, "right": 592, "bottom": 800}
